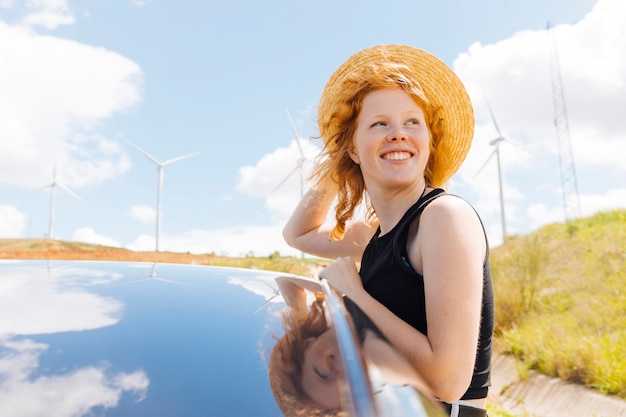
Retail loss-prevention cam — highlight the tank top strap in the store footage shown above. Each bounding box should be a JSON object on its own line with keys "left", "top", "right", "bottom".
{"left": 399, "top": 188, "right": 447, "bottom": 229}
{"left": 392, "top": 188, "right": 447, "bottom": 269}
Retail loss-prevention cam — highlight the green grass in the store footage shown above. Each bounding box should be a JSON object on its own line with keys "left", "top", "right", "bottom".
{"left": 486, "top": 403, "right": 523, "bottom": 417}
{"left": 491, "top": 209, "right": 626, "bottom": 398}
{"left": 212, "top": 251, "right": 321, "bottom": 276}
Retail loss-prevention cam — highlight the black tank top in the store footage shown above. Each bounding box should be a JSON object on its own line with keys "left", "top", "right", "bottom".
{"left": 358, "top": 188, "right": 494, "bottom": 400}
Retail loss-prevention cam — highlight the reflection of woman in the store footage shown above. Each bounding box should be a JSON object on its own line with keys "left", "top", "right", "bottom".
{"left": 268, "top": 277, "right": 346, "bottom": 416}
{"left": 268, "top": 277, "right": 439, "bottom": 417}
{"left": 283, "top": 45, "right": 494, "bottom": 417}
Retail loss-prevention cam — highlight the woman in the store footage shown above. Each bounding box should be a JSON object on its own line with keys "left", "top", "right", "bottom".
{"left": 269, "top": 276, "right": 345, "bottom": 416}
{"left": 283, "top": 44, "right": 494, "bottom": 417}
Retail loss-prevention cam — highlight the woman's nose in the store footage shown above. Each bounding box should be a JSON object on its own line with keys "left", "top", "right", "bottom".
{"left": 386, "top": 125, "right": 407, "bottom": 141}
{"left": 325, "top": 351, "right": 343, "bottom": 377}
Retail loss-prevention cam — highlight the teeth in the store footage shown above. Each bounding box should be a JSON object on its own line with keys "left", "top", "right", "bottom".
{"left": 383, "top": 151, "right": 411, "bottom": 160}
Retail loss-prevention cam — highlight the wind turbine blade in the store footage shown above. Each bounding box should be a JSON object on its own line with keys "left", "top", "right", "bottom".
{"left": 474, "top": 148, "right": 498, "bottom": 178}
{"left": 255, "top": 293, "right": 279, "bottom": 314}
{"left": 503, "top": 138, "right": 534, "bottom": 156}
{"left": 116, "top": 276, "right": 186, "bottom": 286}
{"left": 485, "top": 98, "right": 503, "bottom": 139}
{"left": 37, "top": 183, "right": 55, "bottom": 191}
{"left": 118, "top": 277, "right": 152, "bottom": 285}
{"left": 286, "top": 110, "right": 306, "bottom": 158}
{"left": 271, "top": 162, "right": 302, "bottom": 194}
{"left": 153, "top": 277, "right": 187, "bottom": 285}
{"left": 57, "top": 183, "right": 86, "bottom": 204}
{"left": 262, "top": 281, "right": 279, "bottom": 293}
{"left": 124, "top": 139, "right": 162, "bottom": 166}
{"left": 162, "top": 151, "right": 201, "bottom": 166}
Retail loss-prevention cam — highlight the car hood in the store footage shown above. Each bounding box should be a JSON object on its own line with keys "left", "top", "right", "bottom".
{"left": 0, "top": 260, "right": 286, "bottom": 416}
{"left": 0, "top": 260, "right": 446, "bottom": 417}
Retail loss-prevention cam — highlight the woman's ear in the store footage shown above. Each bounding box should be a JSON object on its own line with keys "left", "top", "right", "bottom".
{"left": 304, "top": 337, "right": 317, "bottom": 349}
{"left": 348, "top": 146, "right": 360, "bottom": 164}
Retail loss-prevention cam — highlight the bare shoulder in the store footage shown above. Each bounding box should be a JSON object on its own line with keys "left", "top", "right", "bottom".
{"left": 418, "top": 194, "right": 485, "bottom": 249}
{"left": 421, "top": 193, "right": 479, "bottom": 223}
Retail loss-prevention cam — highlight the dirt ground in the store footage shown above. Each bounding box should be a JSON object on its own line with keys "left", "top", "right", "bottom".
{"left": 0, "top": 238, "right": 248, "bottom": 265}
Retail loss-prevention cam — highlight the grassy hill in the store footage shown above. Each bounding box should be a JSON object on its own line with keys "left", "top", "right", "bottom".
{"left": 2, "top": 209, "right": 625, "bottom": 399}
{"left": 0, "top": 238, "right": 320, "bottom": 277}
{"left": 491, "top": 208, "right": 626, "bottom": 398}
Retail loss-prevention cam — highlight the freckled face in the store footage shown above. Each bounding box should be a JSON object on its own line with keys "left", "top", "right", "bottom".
{"left": 350, "top": 88, "right": 430, "bottom": 190}
{"left": 300, "top": 328, "right": 344, "bottom": 410}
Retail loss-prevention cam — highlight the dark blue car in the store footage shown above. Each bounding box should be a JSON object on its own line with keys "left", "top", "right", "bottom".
{"left": 0, "top": 260, "right": 445, "bottom": 416}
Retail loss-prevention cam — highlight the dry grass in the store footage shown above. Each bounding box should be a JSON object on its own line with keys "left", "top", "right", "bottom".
{"left": 491, "top": 209, "right": 626, "bottom": 398}
{"left": 0, "top": 238, "right": 322, "bottom": 276}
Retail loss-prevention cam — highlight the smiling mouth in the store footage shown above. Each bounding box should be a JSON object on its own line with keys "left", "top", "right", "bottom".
{"left": 382, "top": 151, "right": 412, "bottom": 160}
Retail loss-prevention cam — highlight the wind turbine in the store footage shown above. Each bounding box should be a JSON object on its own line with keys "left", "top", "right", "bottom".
{"left": 254, "top": 281, "right": 280, "bottom": 314}
{"left": 118, "top": 263, "right": 186, "bottom": 286}
{"left": 125, "top": 139, "right": 200, "bottom": 252}
{"left": 39, "top": 163, "right": 85, "bottom": 240}
{"left": 476, "top": 99, "right": 509, "bottom": 242}
{"left": 272, "top": 110, "right": 309, "bottom": 197}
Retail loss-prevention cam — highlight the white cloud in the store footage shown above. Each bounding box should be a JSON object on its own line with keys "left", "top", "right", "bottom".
{"left": 0, "top": 205, "right": 25, "bottom": 237}
{"left": 0, "top": 21, "right": 142, "bottom": 190}
{"left": 0, "top": 265, "right": 123, "bottom": 336}
{"left": 126, "top": 224, "right": 301, "bottom": 257}
{"left": 132, "top": 0, "right": 154, "bottom": 6}
{"left": 72, "top": 227, "right": 121, "bottom": 248}
{"left": 0, "top": 339, "right": 148, "bottom": 417}
{"left": 125, "top": 234, "right": 155, "bottom": 253}
{"left": 526, "top": 203, "right": 568, "bottom": 232}
{"left": 237, "top": 139, "right": 320, "bottom": 222}
{"left": 579, "top": 188, "right": 626, "bottom": 217}
{"left": 20, "top": 0, "right": 75, "bottom": 29}
{"left": 129, "top": 205, "right": 156, "bottom": 224}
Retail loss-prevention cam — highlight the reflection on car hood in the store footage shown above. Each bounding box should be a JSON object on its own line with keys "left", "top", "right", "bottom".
{"left": 0, "top": 260, "right": 287, "bottom": 417}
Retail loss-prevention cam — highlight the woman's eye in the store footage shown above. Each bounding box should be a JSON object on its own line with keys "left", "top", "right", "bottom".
{"left": 315, "top": 367, "right": 330, "bottom": 381}
{"left": 371, "top": 121, "right": 386, "bottom": 127}
{"left": 406, "top": 118, "right": 420, "bottom": 125}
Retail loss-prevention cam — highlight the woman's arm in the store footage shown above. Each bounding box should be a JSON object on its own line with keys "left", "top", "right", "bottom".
{"left": 282, "top": 186, "right": 374, "bottom": 261}
{"left": 319, "top": 196, "right": 485, "bottom": 403}
{"left": 405, "top": 195, "right": 485, "bottom": 401}
{"left": 275, "top": 276, "right": 322, "bottom": 322}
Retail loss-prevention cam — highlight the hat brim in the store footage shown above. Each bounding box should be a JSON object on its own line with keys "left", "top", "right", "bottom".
{"left": 319, "top": 44, "right": 474, "bottom": 186}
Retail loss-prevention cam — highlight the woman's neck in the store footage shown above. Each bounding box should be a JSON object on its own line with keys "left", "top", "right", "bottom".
{"left": 369, "top": 182, "right": 427, "bottom": 235}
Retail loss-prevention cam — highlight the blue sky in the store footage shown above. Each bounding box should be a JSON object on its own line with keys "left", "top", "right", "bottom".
{"left": 1, "top": 0, "right": 624, "bottom": 257}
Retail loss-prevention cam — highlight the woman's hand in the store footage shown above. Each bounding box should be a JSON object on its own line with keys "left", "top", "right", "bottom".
{"left": 318, "top": 256, "right": 364, "bottom": 301}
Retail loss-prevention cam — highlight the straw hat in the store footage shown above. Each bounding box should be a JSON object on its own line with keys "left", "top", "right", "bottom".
{"left": 318, "top": 44, "right": 474, "bottom": 186}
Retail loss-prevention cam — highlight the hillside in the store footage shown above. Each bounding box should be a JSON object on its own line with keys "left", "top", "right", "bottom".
{"left": 490, "top": 208, "right": 626, "bottom": 399}
{"left": 0, "top": 238, "right": 318, "bottom": 276}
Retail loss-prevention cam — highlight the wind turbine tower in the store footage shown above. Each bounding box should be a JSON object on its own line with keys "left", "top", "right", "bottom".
{"left": 547, "top": 21, "right": 581, "bottom": 222}
{"left": 272, "top": 110, "right": 310, "bottom": 198}
{"left": 476, "top": 99, "right": 509, "bottom": 242}
{"left": 125, "top": 140, "right": 200, "bottom": 252}
{"left": 41, "top": 164, "right": 85, "bottom": 239}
